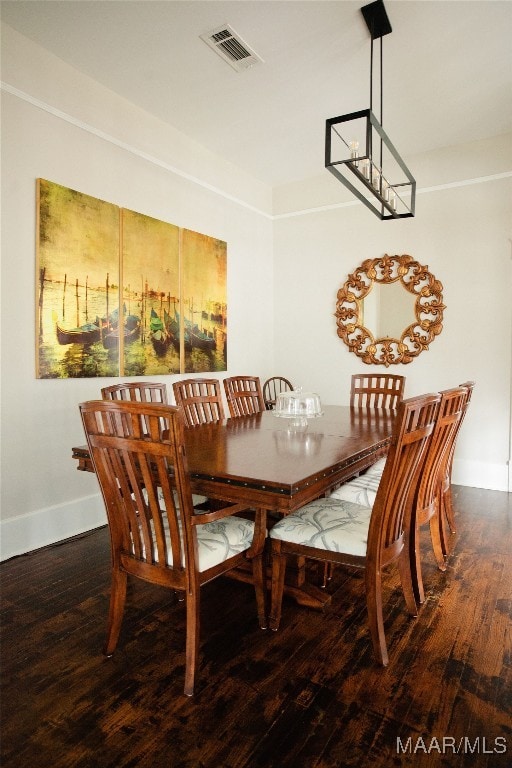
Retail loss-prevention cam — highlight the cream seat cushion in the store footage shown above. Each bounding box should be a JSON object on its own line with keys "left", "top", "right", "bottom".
{"left": 329, "top": 457, "right": 386, "bottom": 507}
{"left": 270, "top": 497, "right": 372, "bottom": 558}
{"left": 134, "top": 512, "right": 257, "bottom": 572}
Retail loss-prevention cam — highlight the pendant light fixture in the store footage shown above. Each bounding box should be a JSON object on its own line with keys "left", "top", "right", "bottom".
{"left": 325, "top": 0, "right": 416, "bottom": 219}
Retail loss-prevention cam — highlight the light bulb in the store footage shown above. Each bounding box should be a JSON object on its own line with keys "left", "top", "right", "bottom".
{"left": 349, "top": 140, "right": 360, "bottom": 169}
{"left": 372, "top": 165, "right": 380, "bottom": 190}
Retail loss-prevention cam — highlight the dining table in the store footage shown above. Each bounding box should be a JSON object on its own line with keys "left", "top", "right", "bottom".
{"left": 72, "top": 404, "right": 396, "bottom": 608}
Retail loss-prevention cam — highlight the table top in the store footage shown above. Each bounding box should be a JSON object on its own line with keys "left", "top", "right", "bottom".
{"left": 73, "top": 405, "right": 395, "bottom": 513}
{"left": 181, "top": 405, "right": 395, "bottom": 510}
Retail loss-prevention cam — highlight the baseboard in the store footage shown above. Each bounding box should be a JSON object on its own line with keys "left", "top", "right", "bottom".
{"left": 452, "top": 458, "right": 509, "bottom": 492}
{"left": 0, "top": 494, "right": 106, "bottom": 562}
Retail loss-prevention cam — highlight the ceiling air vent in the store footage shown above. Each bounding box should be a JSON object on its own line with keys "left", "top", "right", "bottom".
{"left": 200, "top": 24, "right": 263, "bottom": 72}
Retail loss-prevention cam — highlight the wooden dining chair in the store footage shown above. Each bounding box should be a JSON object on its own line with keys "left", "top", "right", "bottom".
{"left": 101, "top": 382, "right": 168, "bottom": 403}
{"left": 269, "top": 392, "right": 441, "bottom": 666}
{"left": 172, "top": 378, "right": 225, "bottom": 426}
{"left": 263, "top": 376, "right": 293, "bottom": 410}
{"left": 409, "top": 386, "right": 468, "bottom": 605}
{"left": 350, "top": 373, "right": 405, "bottom": 409}
{"left": 439, "top": 381, "right": 476, "bottom": 555}
{"left": 223, "top": 376, "right": 265, "bottom": 417}
{"left": 79, "top": 399, "right": 267, "bottom": 697}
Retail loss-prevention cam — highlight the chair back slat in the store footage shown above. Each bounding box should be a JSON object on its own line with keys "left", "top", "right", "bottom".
{"left": 223, "top": 376, "right": 265, "bottom": 417}
{"left": 263, "top": 376, "right": 293, "bottom": 410}
{"left": 368, "top": 393, "right": 440, "bottom": 564}
{"left": 101, "top": 382, "right": 168, "bottom": 403}
{"left": 350, "top": 373, "right": 405, "bottom": 409}
{"left": 173, "top": 378, "right": 225, "bottom": 426}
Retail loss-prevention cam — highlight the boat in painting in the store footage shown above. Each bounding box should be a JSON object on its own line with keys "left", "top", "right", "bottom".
{"left": 164, "top": 309, "right": 191, "bottom": 351}
{"left": 102, "top": 314, "right": 141, "bottom": 349}
{"left": 174, "top": 310, "right": 216, "bottom": 352}
{"left": 56, "top": 318, "right": 101, "bottom": 345}
{"left": 189, "top": 325, "right": 215, "bottom": 351}
{"left": 149, "top": 308, "right": 170, "bottom": 354}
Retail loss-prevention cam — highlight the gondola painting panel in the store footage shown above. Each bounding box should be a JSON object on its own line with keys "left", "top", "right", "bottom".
{"left": 36, "top": 179, "right": 120, "bottom": 378}
{"left": 181, "top": 228, "right": 227, "bottom": 374}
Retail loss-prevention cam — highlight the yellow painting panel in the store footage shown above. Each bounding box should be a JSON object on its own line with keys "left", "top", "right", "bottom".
{"left": 121, "top": 209, "right": 180, "bottom": 376}
{"left": 36, "top": 179, "right": 120, "bottom": 378}
{"left": 181, "top": 228, "right": 227, "bottom": 374}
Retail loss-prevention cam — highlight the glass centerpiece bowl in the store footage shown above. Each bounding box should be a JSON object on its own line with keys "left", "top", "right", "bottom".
{"left": 274, "top": 389, "right": 323, "bottom": 429}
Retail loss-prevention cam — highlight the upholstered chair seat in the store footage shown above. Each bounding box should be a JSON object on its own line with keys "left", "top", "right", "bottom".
{"left": 270, "top": 497, "right": 372, "bottom": 558}
{"left": 329, "top": 457, "right": 386, "bottom": 507}
{"left": 136, "top": 509, "right": 259, "bottom": 572}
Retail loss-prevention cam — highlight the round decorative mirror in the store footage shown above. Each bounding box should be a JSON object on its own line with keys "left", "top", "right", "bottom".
{"left": 335, "top": 254, "right": 445, "bottom": 366}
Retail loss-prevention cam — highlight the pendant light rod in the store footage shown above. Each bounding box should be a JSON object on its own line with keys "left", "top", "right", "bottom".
{"left": 324, "top": 0, "right": 416, "bottom": 220}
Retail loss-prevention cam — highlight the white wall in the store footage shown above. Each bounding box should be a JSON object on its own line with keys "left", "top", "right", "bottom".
{"left": 1, "top": 23, "right": 511, "bottom": 561}
{"left": 273, "top": 142, "right": 512, "bottom": 493}
{"left": 0, "top": 25, "right": 274, "bottom": 559}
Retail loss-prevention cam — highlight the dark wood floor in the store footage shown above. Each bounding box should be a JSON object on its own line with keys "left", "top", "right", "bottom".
{"left": 1, "top": 486, "right": 511, "bottom": 768}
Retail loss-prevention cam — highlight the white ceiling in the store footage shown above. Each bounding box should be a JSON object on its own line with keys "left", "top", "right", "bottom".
{"left": 2, "top": 0, "right": 511, "bottom": 188}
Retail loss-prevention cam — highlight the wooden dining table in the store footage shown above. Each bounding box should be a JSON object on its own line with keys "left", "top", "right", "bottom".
{"left": 72, "top": 404, "right": 396, "bottom": 608}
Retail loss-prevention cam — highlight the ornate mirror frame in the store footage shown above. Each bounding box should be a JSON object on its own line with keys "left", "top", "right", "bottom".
{"left": 335, "top": 254, "right": 445, "bottom": 366}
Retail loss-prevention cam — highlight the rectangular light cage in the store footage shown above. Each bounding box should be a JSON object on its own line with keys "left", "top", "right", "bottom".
{"left": 325, "top": 108, "right": 416, "bottom": 219}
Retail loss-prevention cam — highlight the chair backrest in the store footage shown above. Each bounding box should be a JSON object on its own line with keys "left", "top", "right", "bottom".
{"left": 367, "top": 392, "right": 440, "bottom": 568}
{"left": 101, "top": 382, "right": 168, "bottom": 403}
{"left": 223, "top": 376, "right": 265, "bottom": 417}
{"left": 444, "top": 380, "right": 476, "bottom": 483}
{"left": 350, "top": 373, "right": 405, "bottom": 409}
{"left": 415, "top": 387, "right": 468, "bottom": 521}
{"left": 263, "top": 376, "right": 293, "bottom": 410}
{"left": 79, "top": 400, "right": 194, "bottom": 587}
{"left": 173, "top": 378, "right": 225, "bottom": 426}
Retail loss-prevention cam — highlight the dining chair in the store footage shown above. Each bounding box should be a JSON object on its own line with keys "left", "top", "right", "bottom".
{"left": 172, "top": 378, "right": 225, "bottom": 426}
{"left": 331, "top": 386, "right": 470, "bottom": 604}
{"left": 103, "top": 381, "right": 209, "bottom": 508}
{"left": 439, "top": 381, "right": 476, "bottom": 555}
{"left": 268, "top": 392, "right": 441, "bottom": 666}
{"left": 263, "top": 376, "right": 293, "bottom": 410}
{"left": 409, "top": 386, "right": 468, "bottom": 605}
{"left": 350, "top": 373, "right": 405, "bottom": 409}
{"left": 79, "top": 399, "right": 267, "bottom": 696}
{"left": 223, "top": 376, "right": 265, "bottom": 417}
{"left": 101, "top": 382, "right": 168, "bottom": 403}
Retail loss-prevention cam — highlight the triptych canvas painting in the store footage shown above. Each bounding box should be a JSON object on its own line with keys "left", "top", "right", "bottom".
{"left": 36, "top": 179, "right": 227, "bottom": 378}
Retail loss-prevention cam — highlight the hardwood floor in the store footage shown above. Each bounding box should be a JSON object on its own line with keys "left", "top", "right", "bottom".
{"left": 1, "top": 486, "right": 511, "bottom": 767}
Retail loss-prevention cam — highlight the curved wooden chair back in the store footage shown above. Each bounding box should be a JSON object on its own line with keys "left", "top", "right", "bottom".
{"left": 410, "top": 387, "right": 468, "bottom": 604}
{"left": 350, "top": 373, "right": 405, "bottom": 409}
{"left": 439, "top": 380, "right": 476, "bottom": 553}
{"left": 172, "top": 378, "right": 225, "bottom": 426}
{"left": 79, "top": 399, "right": 266, "bottom": 696}
{"left": 269, "top": 392, "right": 440, "bottom": 666}
{"left": 223, "top": 376, "right": 265, "bottom": 417}
{"left": 263, "top": 376, "right": 293, "bottom": 410}
{"left": 101, "top": 382, "right": 168, "bottom": 403}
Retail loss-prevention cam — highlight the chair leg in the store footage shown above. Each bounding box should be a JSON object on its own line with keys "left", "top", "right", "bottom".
{"left": 444, "top": 479, "right": 456, "bottom": 534}
{"left": 429, "top": 512, "right": 447, "bottom": 572}
{"left": 321, "top": 562, "right": 334, "bottom": 588}
{"left": 439, "top": 487, "right": 454, "bottom": 557}
{"left": 251, "top": 553, "right": 268, "bottom": 630}
{"left": 365, "top": 565, "right": 389, "bottom": 666}
{"left": 184, "top": 587, "right": 200, "bottom": 697}
{"left": 409, "top": 517, "right": 425, "bottom": 607}
{"left": 269, "top": 541, "right": 286, "bottom": 631}
{"left": 103, "top": 567, "right": 127, "bottom": 656}
{"left": 398, "top": 547, "right": 419, "bottom": 617}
